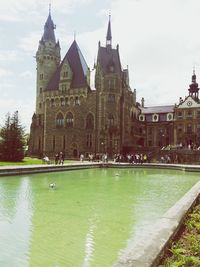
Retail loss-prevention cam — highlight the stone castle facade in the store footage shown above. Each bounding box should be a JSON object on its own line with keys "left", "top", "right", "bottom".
{"left": 29, "top": 11, "right": 200, "bottom": 158}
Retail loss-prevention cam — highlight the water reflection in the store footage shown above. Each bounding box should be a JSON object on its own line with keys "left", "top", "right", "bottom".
{"left": 0, "top": 177, "right": 33, "bottom": 267}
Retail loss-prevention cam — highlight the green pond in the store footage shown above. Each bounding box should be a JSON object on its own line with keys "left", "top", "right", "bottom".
{"left": 0, "top": 167, "right": 199, "bottom": 267}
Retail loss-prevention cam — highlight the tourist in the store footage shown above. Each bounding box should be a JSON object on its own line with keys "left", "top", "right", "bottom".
{"left": 59, "top": 152, "right": 64, "bottom": 165}
{"left": 43, "top": 155, "right": 50, "bottom": 164}
{"left": 55, "top": 153, "right": 59, "bottom": 165}
{"left": 80, "top": 154, "right": 84, "bottom": 162}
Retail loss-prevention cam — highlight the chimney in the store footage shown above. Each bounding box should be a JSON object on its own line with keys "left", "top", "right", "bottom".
{"left": 141, "top": 97, "right": 145, "bottom": 107}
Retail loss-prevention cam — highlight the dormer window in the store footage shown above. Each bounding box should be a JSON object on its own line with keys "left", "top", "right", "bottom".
{"left": 139, "top": 114, "right": 145, "bottom": 121}
{"left": 167, "top": 113, "right": 173, "bottom": 121}
{"left": 61, "top": 84, "right": 67, "bottom": 92}
{"left": 63, "top": 71, "right": 68, "bottom": 78}
{"left": 152, "top": 114, "right": 159, "bottom": 122}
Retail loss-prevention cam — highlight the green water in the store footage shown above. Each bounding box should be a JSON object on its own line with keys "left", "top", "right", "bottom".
{"left": 0, "top": 168, "right": 199, "bottom": 267}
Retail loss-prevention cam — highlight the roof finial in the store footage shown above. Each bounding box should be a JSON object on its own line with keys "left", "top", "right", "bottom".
{"left": 74, "top": 31, "right": 76, "bottom": 41}
{"left": 193, "top": 65, "right": 195, "bottom": 75}
{"left": 106, "top": 10, "right": 112, "bottom": 48}
{"left": 109, "top": 10, "right": 111, "bottom": 21}
{"left": 49, "top": 1, "right": 51, "bottom": 15}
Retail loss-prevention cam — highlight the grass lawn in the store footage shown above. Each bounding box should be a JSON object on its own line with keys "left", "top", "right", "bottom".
{"left": 0, "top": 157, "right": 76, "bottom": 166}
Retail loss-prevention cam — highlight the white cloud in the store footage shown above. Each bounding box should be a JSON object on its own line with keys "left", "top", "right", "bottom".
{"left": 18, "top": 32, "right": 41, "bottom": 54}
{"left": 19, "top": 71, "right": 34, "bottom": 78}
{"left": 0, "top": 68, "right": 12, "bottom": 77}
{"left": 0, "top": 50, "right": 19, "bottom": 62}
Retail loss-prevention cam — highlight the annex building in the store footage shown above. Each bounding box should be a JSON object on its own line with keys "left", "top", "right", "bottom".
{"left": 28, "top": 11, "right": 200, "bottom": 159}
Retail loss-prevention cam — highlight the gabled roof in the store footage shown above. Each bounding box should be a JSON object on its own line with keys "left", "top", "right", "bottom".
{"left": 97, "top": 46, "right": 122, "bottom": 75}
{"left": 46, "top": 40, "right": 89, "bottom": 91}
{"left": 141, "top": 105, "right": 174, "bottom": 114}
{"left": 42, "top": 13, "right": 56, "bottom": 43}
{"left": 176, "top": 95, "right": 200, "bottom": 108}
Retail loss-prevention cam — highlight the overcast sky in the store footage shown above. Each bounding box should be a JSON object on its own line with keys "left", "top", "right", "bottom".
{"left": 0, "top": 0, "right": 200, "bottom": 131}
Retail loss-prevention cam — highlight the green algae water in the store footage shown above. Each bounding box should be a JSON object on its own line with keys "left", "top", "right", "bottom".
{"left": 0, "top": 168, "right": 199, "bottom": 267}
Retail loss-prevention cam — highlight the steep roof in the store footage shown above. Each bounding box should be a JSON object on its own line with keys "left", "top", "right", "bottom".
{"left": 97, "top": 46, "right": 122, "bottom": 75}
{"left": 141, "top": 105, "right": 174, "bottom": 114}
{"left": 106, "top": 18, "right": 112, "bottom": 42}
{"left": 42, "top": 13, "right": 56, "bottom": 43}
{"left": 46, "top": 40, "right": 89, "bottom": 91}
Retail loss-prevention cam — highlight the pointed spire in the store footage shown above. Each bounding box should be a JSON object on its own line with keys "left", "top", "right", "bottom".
{"left": 106, "top": 12, "right": 112, "bottom": 48}
{"left": 42, "top": 6, "right": 56, "bottom": 43}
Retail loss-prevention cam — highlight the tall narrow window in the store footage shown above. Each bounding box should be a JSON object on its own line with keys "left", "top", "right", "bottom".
{"left": 38, "top": 136, "right": 41, "bottom": 150}
{"left": 63, "top": 71, "right": 68, "bottom": 78}
{"left": 86, "top": 134, "right": 92, "bottom": 147}
{"left": 39, "top": 74, "right": 43, "bottom": 80}
{"left": 53, "top": 135, "right": 55, "bottom": 151}
{"left": 108, "top": 114, "right": 114, "bottom": 126}
{"left": 51, "top": 99, "right": 55, "bottom": 107}
{"left": 60, "top": 98, "right": 65, "bottom": 106}
{"left": 75, "top": 97, "right": 80, "bottom": 105}
{"left": 56, "top": 113, "right": 64, "bottom": 127}
{"left": 86, "top": 113, "right": 94, "bottom": 129}
{"left": 63, "top": 136, "right": 66, "bottom": 150}
{"left": 66, "top": 112, "right": 74, "bottom": 128}
{"left": 65, "top": 97, "right": 69, "bottom": 106}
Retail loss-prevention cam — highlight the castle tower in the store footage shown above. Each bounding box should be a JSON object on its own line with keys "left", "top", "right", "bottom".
{"left": 35, "top": 8, "right": 60, "bottom": 114}
{"left": 95, "top": 16, "right": 135, "bottom": 156}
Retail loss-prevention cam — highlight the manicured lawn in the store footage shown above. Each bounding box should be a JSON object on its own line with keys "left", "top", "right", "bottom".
{"left": 0, "top": 157, "right": 76, "bottom": 166}
{"left": 159, "top": 201, "right": 200, "bottom": 267}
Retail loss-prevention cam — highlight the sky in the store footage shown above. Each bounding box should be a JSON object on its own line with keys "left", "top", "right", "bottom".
{"left": 1, "top": 0, "right": 200, "bottom": 132}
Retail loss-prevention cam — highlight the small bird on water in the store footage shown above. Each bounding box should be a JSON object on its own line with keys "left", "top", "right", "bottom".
{"left": 49, "top": 183, "right": 56, "bottom": 189}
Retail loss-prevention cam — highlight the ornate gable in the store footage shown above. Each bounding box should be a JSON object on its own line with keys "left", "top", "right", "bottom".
{"left": 177, "top": 96, "right": 200, "bottom": 109}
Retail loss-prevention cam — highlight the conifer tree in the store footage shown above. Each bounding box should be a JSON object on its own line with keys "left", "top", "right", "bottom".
{"left": 0, "top": 111, "right": 26, "bottom": 161}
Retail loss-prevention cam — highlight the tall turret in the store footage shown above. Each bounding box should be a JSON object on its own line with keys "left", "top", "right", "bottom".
{"left": 35, "top": 8, "right": 61, "bottom": 114}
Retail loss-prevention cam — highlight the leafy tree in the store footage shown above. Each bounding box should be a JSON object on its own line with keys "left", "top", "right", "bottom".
{"left": 0, "top": 111, "right": 26, "bottom": 161}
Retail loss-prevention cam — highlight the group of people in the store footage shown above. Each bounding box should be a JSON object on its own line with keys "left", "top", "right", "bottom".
{"left": 55, "top": 151, "right": 65, "bottom": 165}
{"left": 114, "top": 153, "right": 148, "bottom": 164}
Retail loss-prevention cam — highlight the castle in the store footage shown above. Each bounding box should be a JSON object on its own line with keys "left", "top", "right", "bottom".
{"left": 28, "top": 11, "right": 200, "bottom": 159}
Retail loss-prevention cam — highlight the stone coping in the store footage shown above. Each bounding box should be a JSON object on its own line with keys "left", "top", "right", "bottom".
{"left": 0, "top": 162, "right": 101, "bottom": 177}
{"left": 0, "top": 162, "right": 200, "bottom": 177}
{"left": 113, "top": 180, "right": 200, "bottom": 267}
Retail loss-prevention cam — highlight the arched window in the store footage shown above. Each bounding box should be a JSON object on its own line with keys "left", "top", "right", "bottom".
{"left": 56, "top": 113, "right": 64, "bottom": 127}
{"left": 86, "top": 113, "right": 94, "bottom": 129}
{"left": 108, "top": 114, "right": 114, "bottom": 126}
{"left": 66, "top": 112, "right": 74, "bottom": 128}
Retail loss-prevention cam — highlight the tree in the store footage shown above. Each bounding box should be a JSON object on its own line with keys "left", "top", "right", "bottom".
{"left": 0, "top": 111, "right": 26, "bottom": 161}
